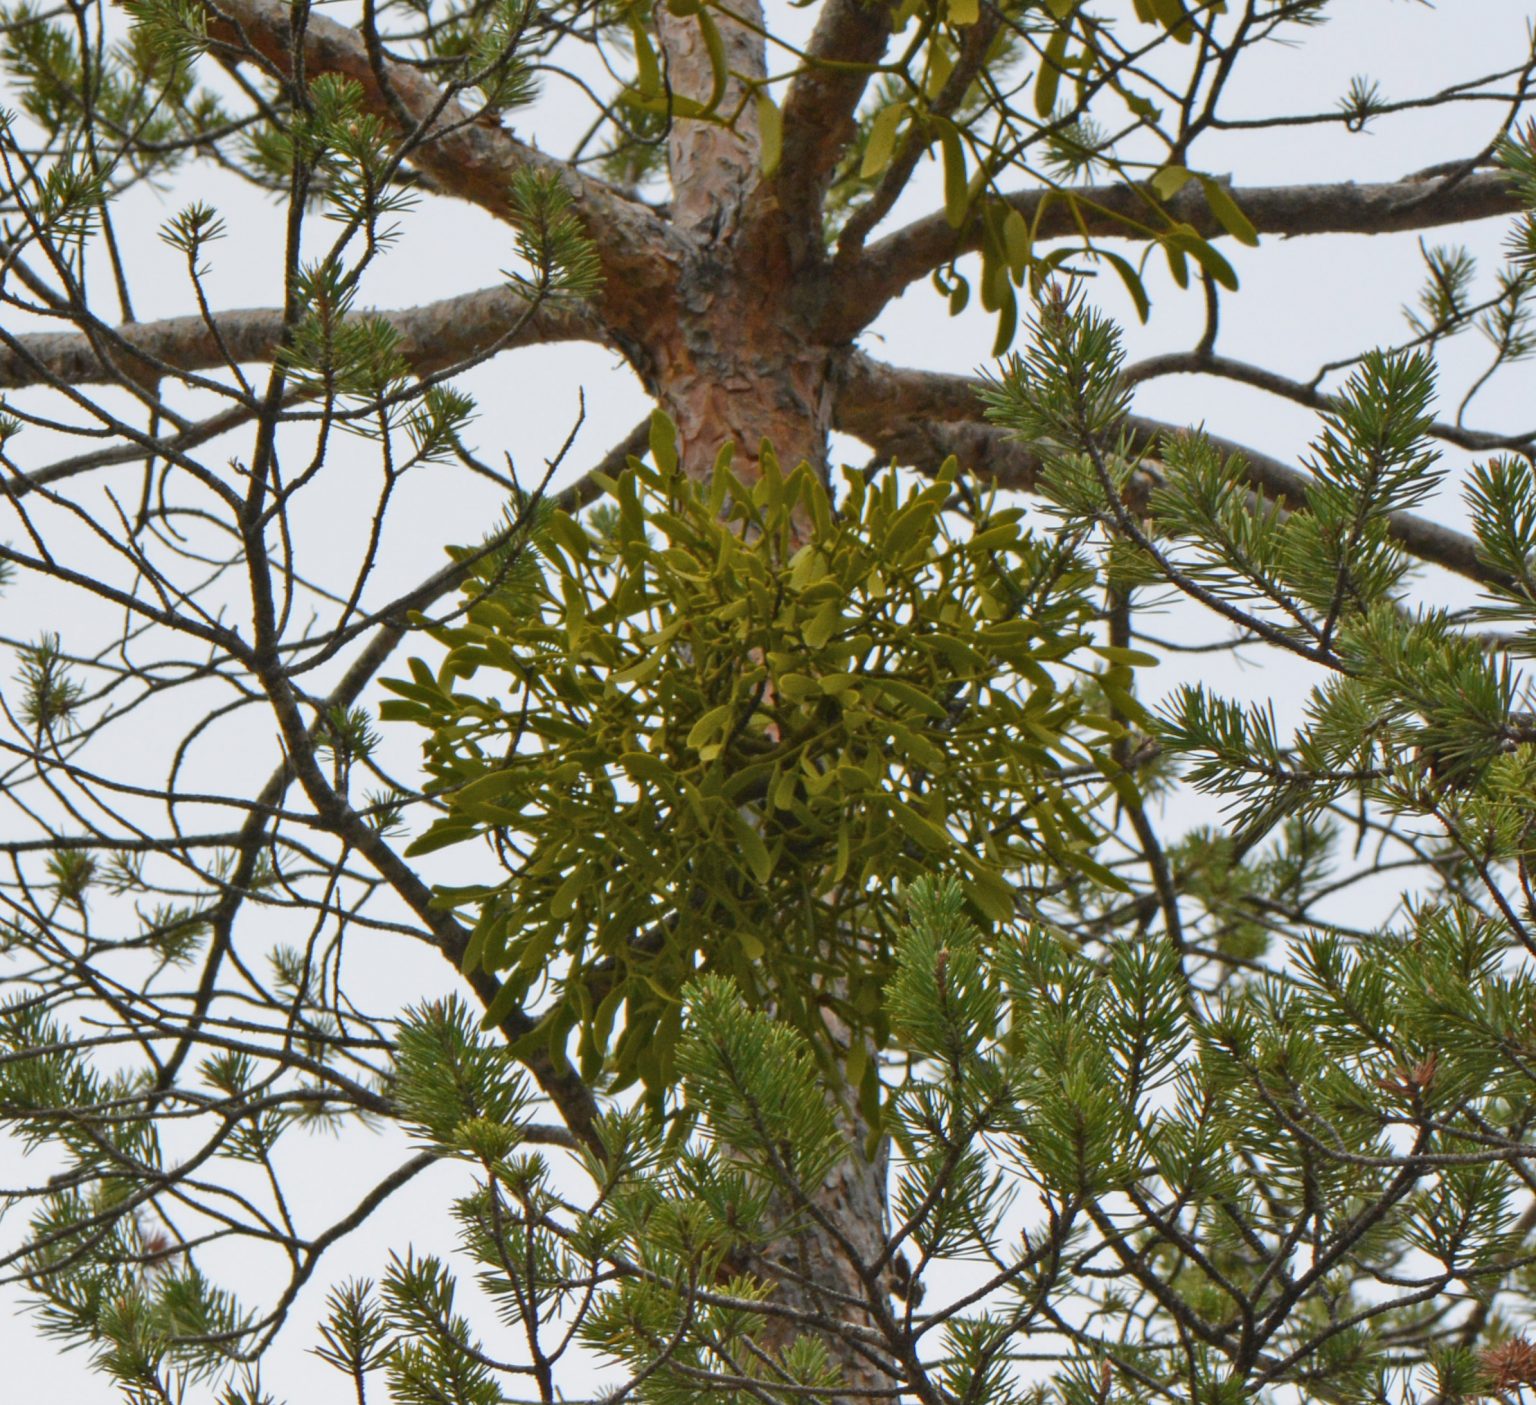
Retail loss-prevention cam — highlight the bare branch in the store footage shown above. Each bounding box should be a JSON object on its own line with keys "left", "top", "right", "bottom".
{"left": 767, "top": 0, "right": 890, "bottom": 256}
{"left": 0, "top": 284, "right": 604, "bottom": 391}
{"left": 206, "top": 0, "right": 679, "bottom": 334}
{"left": 826, "top": 167, "right": 1521, "bottom": 338}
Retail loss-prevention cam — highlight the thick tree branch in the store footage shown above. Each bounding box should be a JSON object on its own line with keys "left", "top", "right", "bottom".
{"left": 0, "top": 285, "right": 601, "bottom": 391}
{"left": 1123, "top": 349, "right": 1536, "bottom": 457}
{"left": 656, "top": 0, "right": 767, "bottom": 239}
{"left": 833, "top": 352, "right": 1503, "bottom": 588}
{"left": 824, "top": 167, "right": 1520, "bottom": 338}
{"left": 206, "top": 0, "right": 679, "bottom": 337}
{"left": 768, "top": 0, "right": 891, "bottom": 257}
{"left": 831, "top": 5, "right": 1002, "bottom": 263}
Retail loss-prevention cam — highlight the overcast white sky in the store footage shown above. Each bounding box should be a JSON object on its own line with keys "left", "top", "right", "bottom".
{"left": 6, "top": 2, "right": 1536, "bottom": 1399}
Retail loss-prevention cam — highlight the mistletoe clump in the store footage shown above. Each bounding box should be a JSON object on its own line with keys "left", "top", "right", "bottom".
{"left": 383, "top": 421, "right": 1146, "bottom": 1096}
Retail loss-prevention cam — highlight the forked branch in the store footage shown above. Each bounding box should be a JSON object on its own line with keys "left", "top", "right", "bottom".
{"left": 833, "top": 352, "right": 1502, "bottom": 587}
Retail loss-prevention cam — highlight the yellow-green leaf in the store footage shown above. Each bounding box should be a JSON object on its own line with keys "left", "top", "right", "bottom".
{"left": 612, "top": 651, "right": 662, "bottom": 685}
{"left": 788, "top": 544, "right": 827, "bottom": 592}
{"left": 1150, "top": 164, "right": 1191, "bottom": 201}
{"left": 803, "top": 597, "right": 844, "bottom": 650}
{"left": 1198, "top": 174, "right": 1259, "bottom": 247}
{"left": 1003, "top": 207, "right": 1031, "bottom": 282}
{"left": 1096, "top": 249, "right": 1151, "bottom": 324}
{"left": 969, "top": 521, "right": 1021, "bottom": 551}
{"left": 649, "top": 409, "right": 679, "bottom": 473}
{"left": 1035, "top": 22, "right": 1069, "bottom": 117}
{"left": 757, "top": 92, "right": 783, "bottom": 176}
{"left": 991, "top": 279, "right": 1019, "bottom": 357}
{"left": 860, "top": 101, "right": 906, "bottom": 180}
{"left": 924, "top": 42, "right": 953, "bottom": 99}
{"left": 1148, "top": 0, "right": 1194, "bottom": 41}
{"left": 979, "top": 251, "right": 1007, "bottom": 313}
{"left": 1164, "top": 239, "right": 1189, "bottom": 289}
{"left": 460, "top": 904, "right": 499, "bottom": 973}
{"left": 1063, "top": 845, "right": 1131, "bottom": 891}
{"left": 873, "top": 676, "right": 947, "bottom": 720}
{"left": 948, "top": 0, "right": 978, "bottom": 24}
{"left": 965, "top": 866, "right": 1014, "bottom": 923}
{"left": 887, "top": 498, "right": 937, "bottom": 555}
{"left": 546, "top": 509, "right": 590, "bottom": 563}
{"left": 730, "top": 812, "right": 774, "bottom": 882}
{"left": 889, "top": 799, "right": 949, "bottom": 851}
{"left": 452, "top": 768, "right": 522, "bottom": 810}
{"left": 551, "top": 866, "right": 587, "bottom": 919}
{"left": 591, "top": 987, "right": 624, "bottom": 1057}
{"left": 886, "top": 718, "right": 945, "bottom": 770}
{"left": 686, "top": 703, "right": 733, "bottom": 751}
{"left": 938, "top": 122, "right": 969, "bottom": 229}
{"left": 620, "top": 750, "right": 673, "bottom": 786}
{"left": 845, "top": 1036, "right": 867, "bottom": 1092}
{"left": 1169, "top": 225, "right": 1239, "bottom": 290}
{"left": 1092, "top": 643, "right": 1160, "bottom": 667}
{"left": 696, "top": 11, "right": 729, "bottom": 112}
{"left": 628, "top": 14, "right": 661, "bottom": 98}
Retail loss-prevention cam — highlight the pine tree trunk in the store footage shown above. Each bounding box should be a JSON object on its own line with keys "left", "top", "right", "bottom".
{"left": 753, "top": 1070, "right": 896, "bottom": 1394}
{"left": 609, "top": 0, "right": 838, "bottom": 484}
{"left": 636, "top": 5, "right": 896, "bottom": 1389}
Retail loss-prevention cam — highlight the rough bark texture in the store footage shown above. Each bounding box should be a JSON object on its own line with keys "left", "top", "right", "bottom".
{"left": 657, "top": 0, "right": 765, "bottom": 239}
{"left": 645, "top": 9, "right": 896, "bottom": 1389}
{"left": 639, "top": 0, "right": 842, "bottom": 481}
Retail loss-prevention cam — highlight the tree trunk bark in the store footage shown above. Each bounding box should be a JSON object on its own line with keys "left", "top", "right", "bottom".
{"left": 751, "top": 1068, "right": 896, "bottom": 1396}
{"left": 641, "top": 6, "right": 896, "bottom": 1392}
{"left": 628, "top": 0, "right": 836, "bottom": 483}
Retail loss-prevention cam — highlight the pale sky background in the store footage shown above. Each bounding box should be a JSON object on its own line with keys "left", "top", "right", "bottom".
{"left": 5, "top": 2, "right": 1536, "bottom": 1399}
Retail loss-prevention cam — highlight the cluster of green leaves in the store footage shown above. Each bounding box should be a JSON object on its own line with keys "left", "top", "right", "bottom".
{"left": 383, "top": 423, "right": 1145, "bottom": 1098}
{"left": 816, "top": 0, "right": 1262, "bottom": 350}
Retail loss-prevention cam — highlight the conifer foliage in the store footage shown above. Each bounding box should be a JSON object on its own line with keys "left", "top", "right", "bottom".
{"left": 4, "top": 1, "right": 1536, "bottom": 1403}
